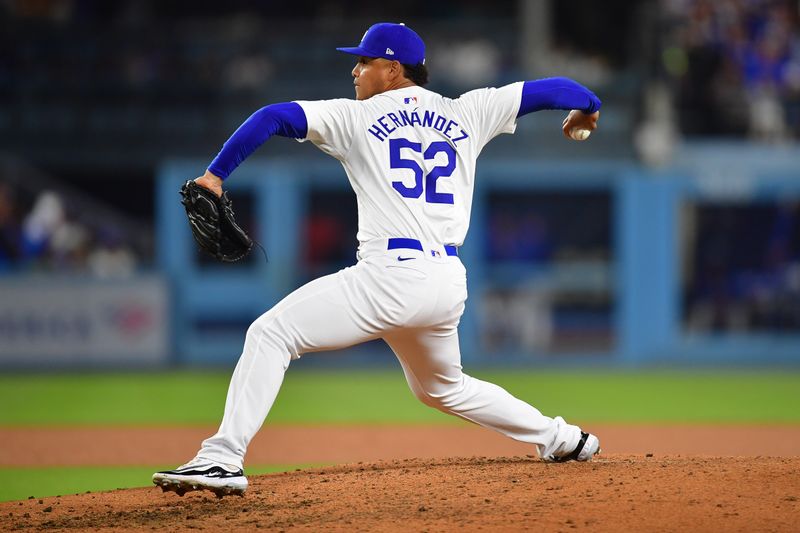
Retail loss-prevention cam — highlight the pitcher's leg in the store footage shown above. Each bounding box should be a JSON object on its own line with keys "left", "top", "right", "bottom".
{"left": 384, "top": 327, "right": 582, "bottom": 459}
{"left": 199, "top": 266, "right": 381, "bottom": 467}
{"left": 196, "top": 318, "right": 290, "bottom": 468}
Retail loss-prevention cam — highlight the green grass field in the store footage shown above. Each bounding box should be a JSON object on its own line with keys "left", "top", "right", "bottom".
{"left": 3, "top": 370, "right": 799, "bottom": 425}
{"left": 2, "top": 369, "right": 799, "bottom": 502}
{"left": 0, "top": 465, "right": 322, "bottom": 503}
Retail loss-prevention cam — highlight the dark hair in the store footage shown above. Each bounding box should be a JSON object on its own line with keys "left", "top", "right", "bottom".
{"left": 402, "top": 62, "right": 429, "bottom": 86}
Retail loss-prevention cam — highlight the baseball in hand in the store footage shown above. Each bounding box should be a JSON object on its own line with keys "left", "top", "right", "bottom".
{"left": 569, "top": 128, "right": 591, "bottom": 141}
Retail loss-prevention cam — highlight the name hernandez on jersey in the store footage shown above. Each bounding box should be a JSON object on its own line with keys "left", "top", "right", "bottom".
{"left": 296, "top": 84, "right": 520, "bottom": 160}
{"left": 366, "top": 109, "right": 470, "bottom": 146}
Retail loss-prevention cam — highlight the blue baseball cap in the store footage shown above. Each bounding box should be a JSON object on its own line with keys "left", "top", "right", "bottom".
{"left": 337, "top": 22, "right": 425, "bottom": 65}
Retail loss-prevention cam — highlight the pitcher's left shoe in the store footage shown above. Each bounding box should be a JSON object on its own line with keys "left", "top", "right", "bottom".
{"left": 152, "top": 457, "right": 247, "bottom": 498}
{"left": 544, "top": 432, "right": 600, "bottom": 463}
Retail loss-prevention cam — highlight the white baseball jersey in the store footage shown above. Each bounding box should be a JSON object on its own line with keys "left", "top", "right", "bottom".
{"left": 296, "top": 82, "right": 523, "bottom": 247}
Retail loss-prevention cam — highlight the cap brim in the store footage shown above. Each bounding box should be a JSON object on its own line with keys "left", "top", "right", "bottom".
{"left": 336, "top": 46, "right": 378, "bottom": 58}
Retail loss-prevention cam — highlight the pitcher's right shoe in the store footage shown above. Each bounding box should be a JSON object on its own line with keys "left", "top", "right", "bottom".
{"left": 544, "top": 432, "right": 601, "bottom": 463}
{"left": 152, "top": 457, "right": 248, "bottom": 498}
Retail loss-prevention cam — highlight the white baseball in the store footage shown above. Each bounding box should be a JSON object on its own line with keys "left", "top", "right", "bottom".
{"left": 570, "top": 128, "right": 591, "bottom": 141}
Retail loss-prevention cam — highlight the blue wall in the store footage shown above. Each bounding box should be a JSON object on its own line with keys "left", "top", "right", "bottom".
{"left": 158, "top": 145, "right": 800, "bottom": 366}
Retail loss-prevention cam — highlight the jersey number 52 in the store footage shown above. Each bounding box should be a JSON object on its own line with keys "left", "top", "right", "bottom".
{"left": 389, "top": 138, "right": 455, "bottom": 204}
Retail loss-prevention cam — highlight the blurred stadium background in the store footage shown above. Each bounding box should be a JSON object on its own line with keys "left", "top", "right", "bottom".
{"left": 2, "top": 0, "right": 800, "bottom": 504}
{"left": 2, "top": 0, "right": 800, "bottom": 369}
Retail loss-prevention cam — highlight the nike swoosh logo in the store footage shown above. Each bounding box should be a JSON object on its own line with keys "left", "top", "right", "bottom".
{"left": 397, "top": 256, "right": 416, "bottom": 262}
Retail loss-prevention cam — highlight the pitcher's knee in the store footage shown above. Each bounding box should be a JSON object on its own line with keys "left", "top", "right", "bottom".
{"left": 245, "top": 316, "right": 273, "bottom": 350}
{"left": 413, "top": 380, "right": 469, "bottom": 412}
{"left": 245, "top": 313, "right": 296, "bottom": 367}
{"left": 411, "top": 388, "right": 445, "bottom": 409}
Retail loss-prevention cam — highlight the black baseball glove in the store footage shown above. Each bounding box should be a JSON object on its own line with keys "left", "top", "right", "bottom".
{"left": 179, "top": 180, "right": 254, "bottom": 262}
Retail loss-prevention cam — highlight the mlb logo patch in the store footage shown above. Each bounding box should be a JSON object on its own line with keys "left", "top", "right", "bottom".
{"left": 403, "top": 96, "right": 418, "bottom": 105}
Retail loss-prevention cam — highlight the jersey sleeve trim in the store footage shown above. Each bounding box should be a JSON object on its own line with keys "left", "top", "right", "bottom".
{"left": 500, "top": 81, "right": 524, "bottom": 136}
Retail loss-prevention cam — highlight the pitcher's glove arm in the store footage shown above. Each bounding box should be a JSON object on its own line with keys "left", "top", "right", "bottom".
{"left": 179, "top": 180, "right": 253, "bottom": 262}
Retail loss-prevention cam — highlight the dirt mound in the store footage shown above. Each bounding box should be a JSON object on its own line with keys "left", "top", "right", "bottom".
{"left": 2, "top": 455, "right": 798, "bottom": 532}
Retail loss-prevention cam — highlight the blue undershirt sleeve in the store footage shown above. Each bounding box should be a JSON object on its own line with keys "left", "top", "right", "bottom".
{"left": 516, "top": 77, "right": 602, "bottom": 118}
{"left": 208, "top": 102, "right": 309, "bottom": 180}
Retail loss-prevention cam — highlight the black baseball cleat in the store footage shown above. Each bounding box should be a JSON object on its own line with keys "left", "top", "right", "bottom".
{"left": 544, "top": 432, "right": 601, "bottom": 463}
{"left": 152, "top": 458, "right": 248, "bottom": 498}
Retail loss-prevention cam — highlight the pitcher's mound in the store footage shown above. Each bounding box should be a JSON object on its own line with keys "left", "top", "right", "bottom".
{"left": 2, "top": 455, "right": 798, "bottom": 532}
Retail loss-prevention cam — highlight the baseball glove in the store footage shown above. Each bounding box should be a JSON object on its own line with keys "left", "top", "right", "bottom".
{"left": 179, "top": 180, "right": 254, "bottom": 262}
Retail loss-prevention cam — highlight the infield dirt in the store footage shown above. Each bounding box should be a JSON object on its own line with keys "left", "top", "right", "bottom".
{"left": 2, "top": 425, "right": 799, "bottom": 531}
{"left": 2, "top": 454, "right": 798, "bottom": 532}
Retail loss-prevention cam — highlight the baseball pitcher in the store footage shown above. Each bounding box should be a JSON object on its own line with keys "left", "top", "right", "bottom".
{"left": 154, "top": 22, "right": 602, "bottom": 498}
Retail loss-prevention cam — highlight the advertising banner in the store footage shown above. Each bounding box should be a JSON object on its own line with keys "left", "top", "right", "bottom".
{"left": 0, "top": 276, "right": 169, "bottom": 366}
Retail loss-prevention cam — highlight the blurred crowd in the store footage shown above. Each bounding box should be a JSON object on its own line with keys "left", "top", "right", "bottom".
{"left": 3, "top": 3, "right": 275, "bottom": 97}
{"left": 686, "top": 202, "right": 800, "bottom": 332}
{"left": 0, "top": 182, "right": 141, "bottom": 277}
{"left": 485, "top": 192, "right": 611, "bottom": 263}
{"left": 1, "top": 0, "right": 515, "bottom": 99}
{"left": 663, "top": 0, "right": 800, "bottom": 139}
{"left": 486, "top": 212, "right": 555, "bottom": 262}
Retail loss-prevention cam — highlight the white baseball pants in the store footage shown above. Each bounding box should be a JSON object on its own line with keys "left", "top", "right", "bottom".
{"left": 198, "top": 238, "right": 583, "bottom": 468}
